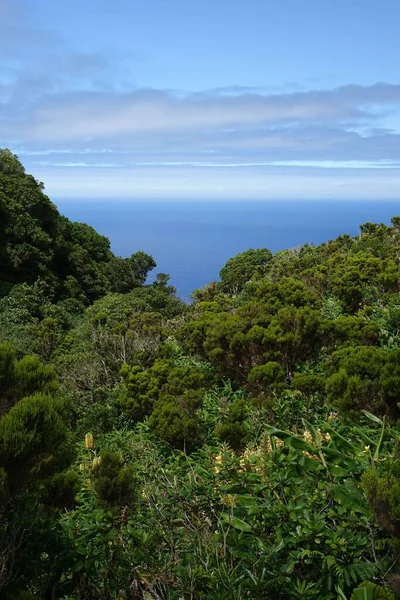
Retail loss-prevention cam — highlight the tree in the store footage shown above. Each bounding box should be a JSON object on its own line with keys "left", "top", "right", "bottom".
{"left": 0, "top": 149, "right": 26, "bottom": 177}
{"left": 219, "top": 248, "right": 272, "bottom": 294}
{"left": 0, "top": 391, "right": 74, "bottom": 595}
{"left": 215, "top": 398, "right": 250, "bottom": 450}
{"left": 325, "top": 346, "right": 394, "bottom": 416}
{"left": 91, "top": 451, "right": 136, "bottom": 507}
{"left": 0, "top": 344, "right": 58, "bottom": 415}
{"left": 106, "top": 251, "right": 157, "bottom": 293}
{"left": 149, "top": 393, "right": 200, "bottom": 449}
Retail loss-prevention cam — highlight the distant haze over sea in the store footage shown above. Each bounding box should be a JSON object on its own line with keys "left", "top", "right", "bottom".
{"left": 56, "top": 200, "right": 400, "bottom": 301}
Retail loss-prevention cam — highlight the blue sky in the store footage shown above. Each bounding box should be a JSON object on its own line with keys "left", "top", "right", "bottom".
{"left": 1, "top": 0, "right": 400, "bottom": 199}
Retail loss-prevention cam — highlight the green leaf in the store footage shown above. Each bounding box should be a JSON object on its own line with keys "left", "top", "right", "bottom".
{"left": 374, "top": 416, "right": 386, "bottom": 460}
{"left": 221, "top": 513, "right": 253, "bottom": 532}
{"left": 233, "top": 494, "right": 259, "bottom": 507}
{"left": 220, "top": 484, "right": 248, "bottom": 495}
{"left": 351, "top": 582, "right": 376, "bottom": 600}
{"left": 332, "top": 482, "right": 365, "bottom": 513}
{"left": 324, "top": 425, "right": 359, "bottom": 453}
{"left": 297, "top": 454, "right": 324, "bottom": 472}
{"left": 322, "top": 447, "right": 357, "bottom": 470}
{"left": 264, "top": 425, "right": 313, "bottom": 451}
{"left": 336, "top": 584, "right": 348, "bottom": 600}
{"left": 327, "top": 464, "right": 349, "bottom": 478}
{"left": 362, "top": 411, "right": 383, "bottom": 426}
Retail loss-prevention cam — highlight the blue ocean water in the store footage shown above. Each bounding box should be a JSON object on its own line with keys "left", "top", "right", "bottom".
{"left": 56, "top": 200, "right": 400, "bottom": 301}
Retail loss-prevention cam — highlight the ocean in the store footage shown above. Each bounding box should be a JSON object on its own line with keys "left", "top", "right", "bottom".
{"left": 55, "top": 200, "right": 400, "bottom": 301}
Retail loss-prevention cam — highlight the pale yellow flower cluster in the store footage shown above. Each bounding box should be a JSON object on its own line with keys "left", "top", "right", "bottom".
{"left": 79, "top": 434, "right": 100, "bottom": 474}
{"left": 213, "top": 446, "right": 236, "bottom": 473}
{"left": 214, "top": 453, "right": 224, "bottom": 474}
{"left": 212, "top": 435, "right": 288, "bottom": 485}
{"left": 302, "top": 451, "right": 315, "bottom": 459}
{"left": 238, "top": 444, "right": 265, "bottom": 474}
{"left": 303, "top": 429, "right": 331, "bottom": 445}
{"left": 303, "top": 430, "right": 314, "bottom": 445}
{"left": 220, "top": 494, "right": 236, "bottom": 507}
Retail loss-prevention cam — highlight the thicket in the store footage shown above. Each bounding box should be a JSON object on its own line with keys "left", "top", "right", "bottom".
{"left": 1, "top": 150, "right": 400, "bottom": 598}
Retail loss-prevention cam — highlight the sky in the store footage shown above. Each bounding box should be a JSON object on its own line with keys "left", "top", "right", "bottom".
{"left": 1, "top": 0, "right": 400, "bottom": 200}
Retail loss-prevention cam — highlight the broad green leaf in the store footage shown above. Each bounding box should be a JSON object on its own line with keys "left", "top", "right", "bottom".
{"left": 324, "top": 425, "right": 359, "bottom": 453}
{"left": 297, "top": 454, "right": 324, "bottom": 472}
{"left": 264, "top": 425, "right": 314, "bottom": 451}
{"left": 327, "top": 464, "right": 349, "bottom": 478}
{"left": 336, "top": 584, "right": 348, "bottom": 600}
{"left": 374, "top": 416, "right": 386, "bottom": 460}
{"left": 233, "top": 494, "right": 259, "bottom": 507}
{"left": 332, "top": 483, "right": 365, "bottom": 513}
{"left": 351, "top": 582, "right": 376, "bottom": 600}
{"left": 322, "top": 447, "right": 358, "bottom": 470}
{"left": 221, "top": 513, "right": 253, "bottom": 532}
{"left": 362, "top": 411, "right": 383, "bottom": 426}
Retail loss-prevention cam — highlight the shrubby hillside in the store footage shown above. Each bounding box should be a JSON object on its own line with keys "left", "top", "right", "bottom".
{"left": 1, "top": 150, "right": 400, "bottom": 599}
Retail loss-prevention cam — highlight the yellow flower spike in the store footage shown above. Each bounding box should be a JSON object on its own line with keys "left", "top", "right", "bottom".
{"left": 92, "top": 456, "right": 101, "bottom": 469}
{"left": 85, "top": 432, "right": 94, "bottom": 449}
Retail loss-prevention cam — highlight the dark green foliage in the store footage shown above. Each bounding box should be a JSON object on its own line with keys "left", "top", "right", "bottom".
{"left": 40, "top": 470, "right": 79, "bottom": 509}
{"left": 13, "top": 354, "right": 58, "bottom": 399}
{"left": 0, "top": 343, "right": 58, "bottom": 414}
{"left": 10, "top": 593, "right": 41, "bottom": 600}
{"left": 0, "top": 149, "right": 160, "bottom": 309}
{"left": 219, "top": 247, "right": 272, "bottom": 293}
{"left": 248, "top": 360, "right": 286, "bottom": 404}
{"left": 118, "top": 358, "right": 211, "bottom": 422}
{"left": 362, "top": 467, "right": 400, "bottom": 536}
{"left": 326, "top": 347, "right": 400, "bottom": 416}
{"left": 215, "top": 397, "right": 250, "bottom": 450}
{"left": 0, "top": 343, "right": 15, "bottom": 397}
{"left": 291, "top": 372, "right": 325, "bottom": 395}
{"left": 0, "top": 151, "right": 59, "bottom": 287}
{"left": 91, "top": 451, "right": 136, "bottom": 507}
{"left": 0, "top": 357, "right": 73, "bottom": 596}
{"left": 0, "top": 393, "right": 72, "bottom": 496}
{"left": 0, "top": 149, "right": 26, "bottom": 176}
{"left": 106, "top": 251, "right": 156, "bottom": 292}
{"left": 149, "top": 389, "right": 203, "bottom": 448}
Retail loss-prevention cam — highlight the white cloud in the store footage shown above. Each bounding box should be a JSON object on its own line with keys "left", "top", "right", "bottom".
{"left": 2, "top": 84, "right": 399, "bottom": 145}
{"left": 1, "top": 0, "right": 400, "bottom": 199}
{"left": 31, "top": 163, "right": 400, "bottom": 201}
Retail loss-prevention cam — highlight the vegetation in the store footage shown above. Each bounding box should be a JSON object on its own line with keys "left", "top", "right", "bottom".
{"left": 1, "top": 149, "right": 400, "bottom": 598}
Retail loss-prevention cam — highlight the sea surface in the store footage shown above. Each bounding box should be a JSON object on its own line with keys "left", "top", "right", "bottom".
{"left": 55, "top": 200, "right": 400, "bottom": 301}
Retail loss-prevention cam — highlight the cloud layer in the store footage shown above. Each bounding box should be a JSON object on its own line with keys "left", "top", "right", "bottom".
{"left": 1, "top": 0, "right": 400, "bottom": 199}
